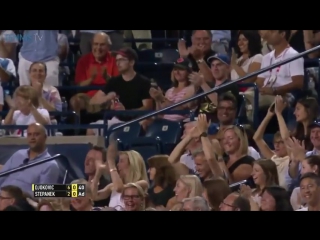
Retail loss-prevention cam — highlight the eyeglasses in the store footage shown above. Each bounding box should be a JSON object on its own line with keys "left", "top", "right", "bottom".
{"left": 217, "top": 106, "right": 235, "bottom": 111}
{"left": 234, "top": 124, "right": 245, "bottom": 135}
{"left": 122, "top": 195, "right": 140, "bottom": 201}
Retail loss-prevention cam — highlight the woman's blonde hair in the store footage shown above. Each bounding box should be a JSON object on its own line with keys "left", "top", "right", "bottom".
{"left": 179, "top": 175, "right": 203, "bottom": 198}
{"left": 14, "top": 85, "right": 39, "bottom": 108}
{"left": 121, "top": 183, "right": 145, "bottom": 210}
{"left": 119, "top": 150, "right": 149, "bottom": 184}
{"left": 223, "top": 125, "right": 248, "bottom": 155}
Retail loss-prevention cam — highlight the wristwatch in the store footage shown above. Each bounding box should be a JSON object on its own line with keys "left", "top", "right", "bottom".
{"left": 200, "top": 132, "right": 208, "bottom": 138}
{"left": 196, "top": 59, "right": 204, "bottom": 64}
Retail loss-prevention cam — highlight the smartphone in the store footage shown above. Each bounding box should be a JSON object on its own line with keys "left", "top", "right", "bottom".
{"left": 150, "top": 79, "right": 159, "bottom": 89}
{"left": 229, "top": 180, "right": 247, "bottom": 192}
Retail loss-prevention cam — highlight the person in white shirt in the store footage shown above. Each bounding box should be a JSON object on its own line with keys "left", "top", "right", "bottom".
{"left": 80, "top": 30, "right": 124, "bottom": 54}
{"left": 0, "top": 30, "right": 18, "bottom": 61}
{"left": 3, "top": 85, "right": 50, "bottom": 136}
{"left": 0, "top": 58, "right": 16, "bottom": 112}
{"left": 244, "top": 30, "right": 304, "bottom": 114}
{"left": 296, "top": 172, "right": 320, "bottom": 211}
{"left": 231, "top": 30, "right": 263, "bottom": 85}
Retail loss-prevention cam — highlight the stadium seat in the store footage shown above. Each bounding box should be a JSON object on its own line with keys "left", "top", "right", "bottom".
{"left": 137, "top": 49, "right": 158, "bottom": 63}
{"left": 145, "top": 119, "right": 182, "bottom": 154}
{"left": 106, "top": 122, "right": 142, "bottom": 148}
{"left": 156, "top": 49, "right": 180, "bottom": 63}
{"left": 130, "top": 145, "right": 161, "bottom": 167}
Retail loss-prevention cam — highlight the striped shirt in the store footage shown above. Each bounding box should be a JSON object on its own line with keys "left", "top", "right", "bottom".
{"left": 42, "top": 85, "right": 62, "bottom": 111}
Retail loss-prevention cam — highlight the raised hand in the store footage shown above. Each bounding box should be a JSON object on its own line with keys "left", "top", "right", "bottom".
{"left": 275, "top": 95, "right": 287, "bottom": 114}
{"left": 197, "top": 114, "right": 210, "bottom": 133}
{"left": 178, "top": 39, "right": 190, "bottom": 58}
{"left": 188, "top": 72, "right": 204, "bottom": 87}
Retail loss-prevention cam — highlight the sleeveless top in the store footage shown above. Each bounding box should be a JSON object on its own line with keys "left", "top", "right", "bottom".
{"left": 228, "top": 155, "right": 255, "bottom": 188}
{"left": 147, "top": 185, "right": 175, "bottom": 207}
{"left": 108, "top": 190, "right": 124, "bottom": 210}
{"left": 163, "top": 86, "right": 190, "bottom": 121}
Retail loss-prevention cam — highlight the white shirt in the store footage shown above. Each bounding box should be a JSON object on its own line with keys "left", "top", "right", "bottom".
{"left": 258, "top": 47, "right": 304, "bottom": 88}
{"left": 231, "top": 54, "right": 263, "bottom": 81}
{"left": 0, "top": 58, "right": 16, "bottom": 105}
{"left": 108, "top": 190, "right": 124, "bottom": 210}
{"left": 12, "top": 108, "right": 50, "bottom": 136}
{"left": 248, "top": 146, "right": 261, "bottom": 160}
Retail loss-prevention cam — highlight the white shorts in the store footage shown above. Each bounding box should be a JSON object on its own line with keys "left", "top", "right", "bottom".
{"left": 90, "top": 117, "right": 124, "bottom": 136}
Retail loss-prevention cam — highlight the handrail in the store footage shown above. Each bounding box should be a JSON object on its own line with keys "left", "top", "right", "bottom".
{"left": 112, "top": 45, "right": 320, "bottom": 131}
{"left": 0, "top": 154, "right": 66, "bottom": 178}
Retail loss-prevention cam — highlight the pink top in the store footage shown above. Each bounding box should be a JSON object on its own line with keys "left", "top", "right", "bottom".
{"left": 163, "top": 87, "right": 189, "bottom": 121}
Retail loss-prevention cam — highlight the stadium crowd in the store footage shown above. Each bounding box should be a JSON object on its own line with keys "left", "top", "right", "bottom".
{"left": 0, "top": 30, "right": 320, "bottom": 211}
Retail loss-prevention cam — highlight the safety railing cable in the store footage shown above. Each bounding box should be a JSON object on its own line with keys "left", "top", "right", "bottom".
{"left": 112, "top": 45, "right": 320, "bottom": 131}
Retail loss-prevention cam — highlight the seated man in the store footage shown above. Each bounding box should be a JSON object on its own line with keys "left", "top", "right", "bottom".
{"left": 18, "top": 30, "right": 60, "bottom": 86}
{"left": 0, "top": 57, "right": 16, "bottom": 112}
{"left": 88, "top": 47, "right": 153, "bottom": 135}
{"left": 71, "top": 32, "right": 118, "bottom": 127}
{"left": 181, "top": 196, "right": 210, "bottom": 211}
{"left": 244, "top": 30, "right": 304, "bottom": 119}
{"left": 0, "top": 123, "right": 59, "bottom": 196}
{"left": 0, "top": 185, "right": 24, "bottom": 211}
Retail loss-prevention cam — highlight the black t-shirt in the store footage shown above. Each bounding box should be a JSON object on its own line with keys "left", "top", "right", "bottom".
{"left": 147, "top": 185, "right": 175, "bottom": 207}
{"left": 188, "top": 49, "right": 216, "bottom": 72}
{"left": 228, "top": 155, "right": 255, "bottom": 188}
{"left": 103, "top": 73, "right": 152, "bottom": 121}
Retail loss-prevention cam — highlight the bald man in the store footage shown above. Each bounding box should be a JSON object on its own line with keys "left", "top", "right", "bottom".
{"left": 219, "top": 193, "right": 251, "bottom": 211}
{"left": 0, "top": 123, "right": 59, "bottom": 196}
{"left": 70, "top": 32, "right": 119, "bottom": 124}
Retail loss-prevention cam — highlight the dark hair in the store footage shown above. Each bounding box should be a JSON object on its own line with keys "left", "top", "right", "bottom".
{"left": 90, "top": 145, "right": 107, "bottom": 163}
{"left": 29, "top": 62, "right": 47, "bottom": 74}
{"left": 1, "top": 185, "right": 24, "bottom": 201}
{"left": 300, "top": 172, "right": 320, "bottom": 186}
{"left": 192, "top": 30, "right": 212, "bottom": 38}
{"left": 261, "top": 186, "right": 293, "bottom": 211}
{"left": 233, "top": 196, "right": 251, "bottom": 211}
{"left": 147, "top": 155, "right": 176, "bottom": 188}
{"left": 3, "top": 205, "right": 23, "bottom": 211}
{"left": 292, "top": 97, "right": 319, "bottom": 151}
{"left": 254, "top": 159, "right": 279, "bottom": 192}
{"left": 235, "top": 30, "right": 262, "bottom": 58}
{"left": 304, "top": 155, "right": 320, "bottom": 176}
{"left": 278, "top": 30, "right": 291, "bottom": 41}
{"left": 202, "top": 178, "right": 231, "bottom": 211}
{"left": 218, "top": 92, "right": 238, "bottom": 110}
{"left": 171, "top": 72, "right": 191, "bottom": 88}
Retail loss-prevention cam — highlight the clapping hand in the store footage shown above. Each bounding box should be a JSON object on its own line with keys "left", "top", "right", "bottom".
{"left": 197, "top": 114, "right": 210, "bottom": 133}
{"left": 239, "top": 184, "right": 252, "bottom": 199}
{"left": 178, "top": 39, "right": 190, "bottom": 58}
{"left": 90, "top": 66, "right": 98, "bottom": 80}
{"left": 275, "top": 95, "right": 287, "bottom": 114}
{"left": 32, "top": 80, "right": 43, "bottom": 96}
{"left": 189, "top": 72, "right": 204, "bottom": 86}
{"left": 286, "top": 137, "right": 306, "bottom": 161}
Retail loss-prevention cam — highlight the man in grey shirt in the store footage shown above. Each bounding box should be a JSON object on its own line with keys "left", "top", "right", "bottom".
{"left": 0, "top": 123, "right": 59, "bottom": 196}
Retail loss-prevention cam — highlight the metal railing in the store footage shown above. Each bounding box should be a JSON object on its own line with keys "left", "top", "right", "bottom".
{"left": 111, "top": 45, "right": 320, "bottom": 131}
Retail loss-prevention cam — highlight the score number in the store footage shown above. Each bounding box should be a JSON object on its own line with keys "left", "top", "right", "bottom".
{"left": 67, "top": 184, "right": 86, "bottom": 197}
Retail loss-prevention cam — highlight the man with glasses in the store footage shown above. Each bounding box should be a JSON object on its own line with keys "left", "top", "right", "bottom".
{"left": 0, "top": 185, "right": 24, "bottom": 211}
{"left": 220, "top": 193, "right": 251, "bottom": 211}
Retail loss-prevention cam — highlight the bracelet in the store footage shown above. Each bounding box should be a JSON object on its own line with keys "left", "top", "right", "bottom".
{"left": 110, "top": 168, "right": 117, "bottom": 173}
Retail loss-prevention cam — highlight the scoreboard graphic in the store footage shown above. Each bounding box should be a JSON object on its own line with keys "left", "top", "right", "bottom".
{"left": 32, "top": 184, "right": 86, "bottom": 198}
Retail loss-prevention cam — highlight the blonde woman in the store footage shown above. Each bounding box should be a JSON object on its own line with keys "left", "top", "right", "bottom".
{"left": 121, "top": 183, "right": 146, "bottom": 211}
{"left": 3, "top": 85, "right": 50, "bottom": 136}
{"left": 92, "top": 143, "right": 149, "bottom": 210}
{"left": 167, "top": 174, "right": 202, "bottom": 210}
{"left": 217, "top": 125, "right": 255, "bottom": 184}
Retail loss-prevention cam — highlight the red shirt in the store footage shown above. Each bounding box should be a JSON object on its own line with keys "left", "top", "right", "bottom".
{"left": 75, "top": 52, "right": 119, "bottom": 97}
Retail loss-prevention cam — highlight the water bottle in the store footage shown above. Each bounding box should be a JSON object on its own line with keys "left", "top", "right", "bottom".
{"left": 61, "top": 97, "right": 68, "bottom": 122}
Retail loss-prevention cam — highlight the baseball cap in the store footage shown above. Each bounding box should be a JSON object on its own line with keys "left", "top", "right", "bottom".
{"left": 113, "top": 47, "right": 138, "bottom": 61}
{"left": 308, "top": 120, "right": 320, "bottom": 129}
{"left": 174, "top": 57, "right": 192, "bottom": 71}
{"left": 207, "top": 54, "right": 231, "bottom": 65}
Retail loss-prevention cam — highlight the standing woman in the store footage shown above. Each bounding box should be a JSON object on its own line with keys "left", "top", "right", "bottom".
{"left": 147, "top": 155, "right": 176, "bottom": 208}
{"left": 91, "top": 143, "right": 149, "bottom": 210}
{"left": 231, "top": 30, "right": 263, "bottom": 85}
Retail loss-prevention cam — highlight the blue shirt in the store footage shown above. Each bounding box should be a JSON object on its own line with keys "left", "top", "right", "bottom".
{"left": 211, "top": 30, "right": 231, "bottom": 42}
{"left": 0, "top": 149, "right": 59, "bottom": 196}
{"left": 20, "top": 30, "right": 58, "bottom": 62}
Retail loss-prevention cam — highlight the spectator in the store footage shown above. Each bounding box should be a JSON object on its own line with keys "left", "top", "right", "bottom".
{"left": 3, "top": 86, "right": 50, "bottom": 135}
{"left": 72, "top": 32, "right": 118, "bottom": 117}
{"left": 259, "top": 30, "right": 273, "bottom": 55}
{"left": 253, "top": 106, "right": 289, "bottom": 189}
{"left": 88, "top": 47, "right": 153, "bottom": 136}
{"left": 124, "top": 30, "right": 153, "bottom": 50}
{"left": 244, "top": 30, "right": 304, "bottom": 115}
{"left": 178, "top": 30, "right": 215, "bottom": 82}
{"left": 80, "top": 30, "right": 124, "bottom": 54}
{"left": 84, "top": 145, "right": 111, "bottom": 207}
{"left": 0, "top": 123, "right": 59, "bottom": 195}
{"left": 290, "top": 155, "right": 320, "bottom": 210}
{"left": 0, "top": 185, "right": 24, "bottom": 211}
{"left": 260, "top": 186, "right": 293, "bottom": 211}
{"left": 0, "top": 30, "right": 18, "bottom": 61}
{"left": 202, "top": 178, "right": 231, "bottom": 211}
{"left": 0, "top": 57, "right": 16, "bottom": 112}
{"left": 121, "top": 183, "right": 146, "bottom": 211}
{"left": 167, "top": 175, "right": 202, "bottom": 210}
{"left": 190, "top": 54, "right": 239, "bottom": 121}
{"left": 219, "top": 193, "right": 251, "bottom": 211}
{"left": 150, "top": 58, "right": 195, "bottom": 122}
{"left": 29, "top": 62, "right": 62, "bottom": 112}
{"left": 231, "top": 30, "right": 262, "bottom": 86}
{"left": 181, "top": 196, "right": 209, "bottom": 211}
{"left": 210, "top": 30, "right": 231, "bottom": 55}
{"left": 289, "top": 30, "right": 320, "bottom": 58}
{"left": 297, "top": 173, "right": 320, "bottom": 211}
{"left": 57, "top": 32, "right": 70, "bottom": 83}
{"left": 147, "top": 155, "right": 176, "bottom": 208}
{"left": 243, "top": 159, "right": 279, "bottom": 207}
{"left": 91, "top": 143, "right": 149, "bottom": 210}
{"left": 70, "top": 179, "right": 96, "bottom": 211}
{"left": 18, "top": 30, "right": 59, "bottom": 86}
